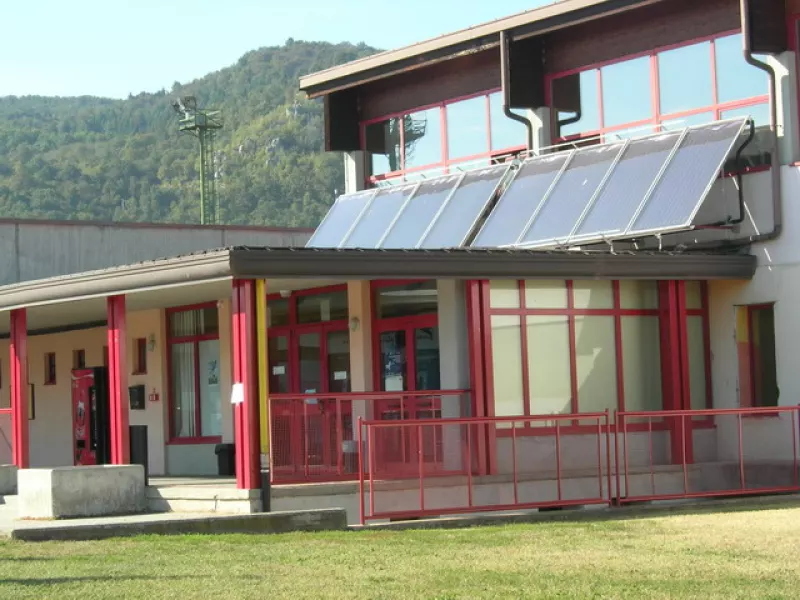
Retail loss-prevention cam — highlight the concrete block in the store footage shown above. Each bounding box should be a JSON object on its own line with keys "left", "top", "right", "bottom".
{"left": 9, "top": 508, "right": 348, "bottom": 541}
{"left": 0, "top": 465, "right": 18, "bottom": 495}
{"left": 18, "top": 465, "right": 146, "bottom": 519}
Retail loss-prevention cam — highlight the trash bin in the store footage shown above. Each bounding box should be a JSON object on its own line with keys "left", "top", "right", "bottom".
{"left": 214, "top": 443, "right": 235, "bottom": 476}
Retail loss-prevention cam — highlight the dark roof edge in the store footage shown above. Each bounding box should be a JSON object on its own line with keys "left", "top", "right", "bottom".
{"left": 0, "top": 250, "right": 233, "bottom": 311}
{"left": 299, "top": 0, "right": 663, "bottom": 97}
{"left": 229, "top": 248, "right": 758, "bottom": 281}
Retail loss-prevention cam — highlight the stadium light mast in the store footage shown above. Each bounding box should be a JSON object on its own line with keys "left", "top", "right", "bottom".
{"left": 171, "top": 96, "right": 223, "bottom": 225}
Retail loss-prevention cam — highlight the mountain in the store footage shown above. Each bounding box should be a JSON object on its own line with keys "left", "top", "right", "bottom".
{"left": 0, "top": 40, "right": 379, "bottom": 227}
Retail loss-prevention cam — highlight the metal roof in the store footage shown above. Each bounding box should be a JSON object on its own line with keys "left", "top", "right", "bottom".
{"left": 299, "top": 0, "right": 664, "bottom": 97}
{"left": 0, "top": 245, "right": 756, "bottom": 312}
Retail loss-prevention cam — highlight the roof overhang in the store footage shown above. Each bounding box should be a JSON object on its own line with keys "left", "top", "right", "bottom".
{"left": 299, "top": 0, "right": 665, "bottom": 97}
{"left": 0, "top": 246, "right": 757, "bottom": 314}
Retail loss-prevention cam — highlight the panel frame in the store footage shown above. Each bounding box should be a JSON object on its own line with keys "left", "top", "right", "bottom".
{"left": 471, "top": 153, "right": 574, "bottom": 248}
{"left": 306, "top": 188, "right": 379, "bottom": 249}
{"left": 417, "top": 163, "right": 515, "bottom": 249}
{"left": 623, "top": 116, "right": 748, "bottom": 239}
{"left": 508, "top": 116, "right": 748, "bottom": 250}
{"left": 378, "top": 172, "right": 466, "bottom": 249}
{"left": 514, "top": 141, "right": 630, "bottom": 248}
{"left": 339, "top": 181, "right": 422, "bottom": 249}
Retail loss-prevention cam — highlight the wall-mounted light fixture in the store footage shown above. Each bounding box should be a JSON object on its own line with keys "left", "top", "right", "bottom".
{"left": 147, "top": 334, "right": 156, "bottom": 352}
{"left": 349, "top": 316, "right": 360, "bottom": 332}
{"left": 279, "top": 290, "right": 292, "bottom": 299}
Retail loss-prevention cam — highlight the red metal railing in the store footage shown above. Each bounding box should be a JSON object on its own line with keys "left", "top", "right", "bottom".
{"left": 269, "top": 390, "right": 469, "bottom": 483}
{"left": 359, "top": 411, "right": 612, "bottom": 524}
{"left": 615, "top": 406, "right": 800, "bottom": 503}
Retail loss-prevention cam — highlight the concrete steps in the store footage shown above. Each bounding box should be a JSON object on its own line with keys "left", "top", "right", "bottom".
{"left": 146, "top": 485, "right": 261, "bottom": 515}
{"left": 0, "top": 494, "right": 17, "bottom": 510}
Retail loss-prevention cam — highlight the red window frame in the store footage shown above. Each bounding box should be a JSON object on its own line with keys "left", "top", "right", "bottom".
{"left": 480, "top": 280, "right": 713, "bottom": 436}
{"left": 266, "top": 284, "right": 350, "bottom": 395}
{"left": 546, "top": 30, "right": 770, "bottom": 148}
{"left": 745, "top": 303, "right": 778, "bottom": 409}
{"left": 370, "top": 280, "right": 440, "bottom": 405}
{"left": 132, "top": 337, "right": 147, "bottom": 375}
{"left": 361, "top": 90, "right": 527, "bottom": 187}
{"left": 72, "top": 349, "right": 86, "bottom": 371}
{"left": 43, "top": 352, "right": 56, "bottom": 386}
{"left": 166, "top": 302, "right": 222, "bottom": 445}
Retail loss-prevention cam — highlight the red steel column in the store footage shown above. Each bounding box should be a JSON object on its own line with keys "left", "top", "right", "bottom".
{"left": 232, "top": 279, "right": 261, "bottom": 489}
{"left": 9, "top": 309, "right": 29, "bottom": 468}
{"left": 659, "top": 281, "right": 692, "bottom": 465}
{"left": 107, "top": 295, "right": 130, "bottom": 464}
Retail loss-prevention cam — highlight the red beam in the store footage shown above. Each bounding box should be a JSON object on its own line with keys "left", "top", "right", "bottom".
{"left": 10, "top": 309, "right": 29, "bottom": 468}
{"left": 232, "top": 279, "right": 261, "bottom": 490}
{"left": 107, "top": 295, "right": 130, "bottom": 464}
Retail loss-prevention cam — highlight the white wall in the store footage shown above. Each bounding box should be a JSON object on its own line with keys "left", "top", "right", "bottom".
{"left": 707, "top": 167, "right": 800, "bottom": 463}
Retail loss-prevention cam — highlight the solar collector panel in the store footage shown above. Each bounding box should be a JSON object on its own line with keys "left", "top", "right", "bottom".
{"left": 305, "top": 189, "right": 377, "bottom": 248}
{"left": 518, "top": 142, "right": 627, "bottom": 247}
{"left": 471, "top": 153, "right": 572, "bottom": 248}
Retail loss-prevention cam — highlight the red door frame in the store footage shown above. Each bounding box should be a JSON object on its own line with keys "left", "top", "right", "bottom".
{"left": 266, "top": 285, "right": 350, "bottom": 478}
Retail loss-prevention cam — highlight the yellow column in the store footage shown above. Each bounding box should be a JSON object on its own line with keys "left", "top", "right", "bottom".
{"left": 256, "top": 279, "right": 269, "bottom": 457}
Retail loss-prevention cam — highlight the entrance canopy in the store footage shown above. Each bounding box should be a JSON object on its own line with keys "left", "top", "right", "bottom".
{"left": 0, "top": 245, "right": 756, "bottom": 334}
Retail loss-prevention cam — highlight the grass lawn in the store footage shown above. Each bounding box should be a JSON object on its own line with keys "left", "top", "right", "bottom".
{"left": 1, "top": 505, "right": 800, "bottom": 599}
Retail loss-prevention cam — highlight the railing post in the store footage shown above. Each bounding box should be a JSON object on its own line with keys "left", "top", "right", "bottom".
{"left": 511, "top": 424, "right": 519, "bottom": 506}
{"left": 738, "top": 412, "right": 746, "bottom": 490}
{"left": 358, "top": 417, "right": 365, "bottom": 526}
{"left": 604, "top": 411, "right": 612, "bottom": 505}
{"left": 614, "top": 411, "right": 621, "bottom": 505}
{"left": 418, "top": 423, "right": 425, "bottom": 513}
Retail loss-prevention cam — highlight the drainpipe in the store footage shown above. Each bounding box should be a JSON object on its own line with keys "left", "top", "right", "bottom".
{"left": 500, "top": 30, "right": 534, "bottom": 152}
{"left": 736, "top": 0, "right": 782, "bottom": 244}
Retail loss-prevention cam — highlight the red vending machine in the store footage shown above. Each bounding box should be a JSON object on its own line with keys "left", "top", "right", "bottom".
{"left": 71, "top": 367, "right": 110, "bottom": 466}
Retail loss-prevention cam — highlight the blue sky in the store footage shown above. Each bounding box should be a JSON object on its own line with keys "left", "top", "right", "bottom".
{"left": 0, "top": 0, "right": 551, "bottom": 99}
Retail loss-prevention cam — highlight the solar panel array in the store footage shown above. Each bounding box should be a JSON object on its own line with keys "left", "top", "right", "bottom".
{"left": 307, "top": 164, "right": 511, "bottom": 249}
{"left": 306, "top": 117, "right": 748, "bottom": 251}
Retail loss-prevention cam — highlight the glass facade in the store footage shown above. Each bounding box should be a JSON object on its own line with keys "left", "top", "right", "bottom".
{"left": 363, "top": 91, "right": 527, "bottom": 184}
{"left": 551, "top": 33, "right": 769, "bottom": 142}
{"left": 486, "top": 280, "right": 710, "bottom": 420}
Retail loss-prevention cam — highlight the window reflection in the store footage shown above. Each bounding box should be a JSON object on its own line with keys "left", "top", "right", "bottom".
{"left": 715, "top": 34, "right": 769, "bottom": 104}
{"left": 365, "top": 118, "right": 402, "bottom": 176}
{"left": 447, "top": 96, "right": 488, "bottom": 159}
{"left": 602, "top": 57, "right": 651, "bottom": 127}
{"left": 404, "top": 108, "right": 442, "bottom": 170}
{"left": 553, "top": 70, "right": 600, "bottom": 137}
{"left": 489, "top": 92, "right": 528, "bottom": 151}
{"left": 659, "top": 42, "right": 713, "bottom": 115}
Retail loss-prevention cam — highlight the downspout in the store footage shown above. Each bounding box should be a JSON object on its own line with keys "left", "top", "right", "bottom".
{"left": 737, "top": 0, "right": 782, "bottom": 243}
{"left": 500, "top": 30, "right": 534, "bottom": 152}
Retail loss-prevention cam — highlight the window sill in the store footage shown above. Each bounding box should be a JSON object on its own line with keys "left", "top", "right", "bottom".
{"left": 167, "top": 436, "right": 223, "bottom": 446}
{"left": 131, "top": 370, "right": 147, "bottom": 376}
{"left": 43, "top": 381, "right": 56, "bottom": 386}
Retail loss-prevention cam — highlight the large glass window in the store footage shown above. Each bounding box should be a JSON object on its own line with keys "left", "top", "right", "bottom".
{"left": 375, "top": 281, "right": 438, "bottom": 319}
{"left": 446, "top": 96, "right": 488, "bottom": 159}
{"left": 486, "top": 280, "right": 713, "bottom": 421}
{"left": 551, "top": 31, "right": 770, "bottom": 142}
{"left": 168, "top": 305, "right": 221, "bottom": 441}
{"left": 363, "top": 91, "right": 527, "bottom": 185}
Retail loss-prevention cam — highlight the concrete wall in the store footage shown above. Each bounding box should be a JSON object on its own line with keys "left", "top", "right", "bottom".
{"left": 0, "top": 220, "right": 311, "bottom": 286}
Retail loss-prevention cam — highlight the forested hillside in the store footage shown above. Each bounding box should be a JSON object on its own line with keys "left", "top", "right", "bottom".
{"left": 0, "top": 40, "right": 378, "bottom": 227}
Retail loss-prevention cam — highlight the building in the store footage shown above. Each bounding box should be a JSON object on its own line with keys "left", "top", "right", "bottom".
{"left": 2, "top": 0, "right": 800, "bottom": 524}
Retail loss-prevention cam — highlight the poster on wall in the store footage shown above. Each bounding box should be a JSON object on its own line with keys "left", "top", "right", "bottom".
{"left": 207, "top": 359, "right": 219, "bottom": 386}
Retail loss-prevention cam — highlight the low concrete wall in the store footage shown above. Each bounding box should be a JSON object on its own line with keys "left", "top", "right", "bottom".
{"left": 18, "top": 465, "right": 146, "bottom": 519}
{"left": 9, "top": 509, "right": 348, "bottom": 541}
{"left": 0, "top": 465, "right": 17, "bottom": 495}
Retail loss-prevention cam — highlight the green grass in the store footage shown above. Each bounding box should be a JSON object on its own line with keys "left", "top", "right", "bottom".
{"left": 2, "top": 505, "right": 800, "bottom": 599}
